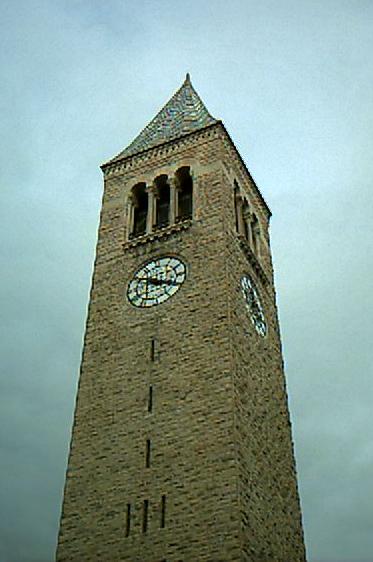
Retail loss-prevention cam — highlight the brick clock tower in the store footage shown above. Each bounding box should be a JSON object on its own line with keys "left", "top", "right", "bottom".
{"left": 56, "top": 75, "right": 306, "bottom": 561}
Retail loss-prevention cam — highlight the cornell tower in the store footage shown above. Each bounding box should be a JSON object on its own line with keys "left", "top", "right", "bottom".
{"left": 56, "top": 75, "right": 306, "bottom": 562}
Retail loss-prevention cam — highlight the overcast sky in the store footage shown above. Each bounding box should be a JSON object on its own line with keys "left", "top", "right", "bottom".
{"left": 1, "top": 1, "right": 373, "bottom": 561}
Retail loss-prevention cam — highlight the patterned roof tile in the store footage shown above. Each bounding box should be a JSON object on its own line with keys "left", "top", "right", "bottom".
{"left": 109, "top": 74, "right": 218, "bottom": 163}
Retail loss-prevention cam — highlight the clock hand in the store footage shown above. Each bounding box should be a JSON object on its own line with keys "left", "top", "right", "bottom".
{"left": 148, "top": 278, "right": 178, "bottom": 286}
{"left": 137, "top": 277, "right": 178, "bottom": 286}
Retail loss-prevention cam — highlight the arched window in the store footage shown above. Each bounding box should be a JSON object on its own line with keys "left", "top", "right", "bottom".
{"left": 241, "top": 199, "right": 251, "bottom": 242}
{"left": 251, "top": 213, "right": 260, "bottom": 255}
{"left": 233, "top": 181, "right": 241, "bottom": 233}
{"left": 176, "top": 167, "right": 193, "bottom": 221}
{"left": 131, "top": 183, "right": 148, "bottom": 238}
{"left": 154, "top": 175, "right": 170, "bottom": 229}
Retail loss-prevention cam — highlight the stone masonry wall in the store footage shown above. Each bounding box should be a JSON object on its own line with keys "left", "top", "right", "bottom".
{"left": 220, "top": 139, "right": 306, "bottom": 561}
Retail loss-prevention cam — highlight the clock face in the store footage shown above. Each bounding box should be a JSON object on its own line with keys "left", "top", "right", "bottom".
{"left": 241, "top": 275, "right": 267, "bottom": 337}
{"left": 127, "top": 256, "right": 186, "bottom": 308}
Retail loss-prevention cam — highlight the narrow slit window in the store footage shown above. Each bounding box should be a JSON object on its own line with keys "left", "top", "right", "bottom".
{"left": 125, "top": 504, "right": 131, "bottom": 537}
{"left": 151, "top": 338, "right": 155, "bottom": 361}
{"left": 150, "top": 338, "right": 158, "bottom": 361}
{"left": 142, "top": 500, "right": 149, "bottom": 533}
{"left": 145, "top": 439, "right": 151, "bottom": 468}
{"left": 161, "top": 495, "right": 166, "bottom": 528}
{"left": 148, "top": 385, "right": 153, "bottom": 413}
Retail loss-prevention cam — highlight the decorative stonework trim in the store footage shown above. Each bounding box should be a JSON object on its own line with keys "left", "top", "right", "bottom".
{"left": 102, "top": 118, "right": 270, "bottom": 220}
{"left": 238, "top": 235, "right": 269, "bottom": 287}
{"left": 123, "top": 219, "right": 192, "bottom": 250}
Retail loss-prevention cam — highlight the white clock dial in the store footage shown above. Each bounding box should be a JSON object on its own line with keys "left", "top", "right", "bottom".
{"left": 127, "top": 256, "right": 186, "bottom": 308}
{"left": 241, "top": 274, "right": 267, "bottom": 337}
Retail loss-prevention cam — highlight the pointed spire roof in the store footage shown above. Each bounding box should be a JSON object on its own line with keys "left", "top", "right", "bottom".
{"left": 109, "top": 74, "right": 218, "bottom": 162}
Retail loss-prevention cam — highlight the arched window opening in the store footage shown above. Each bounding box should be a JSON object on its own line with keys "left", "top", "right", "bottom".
{"left": 251, "top": 213, "right": 260, "bottom": 255}
{"left": 131, "top": 183, "right": 148, "bottom": 238}
{"left": 233, "top": 181, "right": 240, "bottom": 233}
{"left": 241, "top": 199, "right": 251, "bottom": 242}
{"left": 155, "top": 175, "right": 170, "bottom": 229}
{"left": 176, "top": 167, "right": 193, "bottom": 221}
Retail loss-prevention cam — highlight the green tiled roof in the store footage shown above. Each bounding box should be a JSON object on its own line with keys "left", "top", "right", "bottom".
{"left": 110, "top": 74, "right": 218, "bottom": 162}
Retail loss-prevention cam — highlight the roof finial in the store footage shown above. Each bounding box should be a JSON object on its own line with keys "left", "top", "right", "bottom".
{"left": 185, "top": 72, "right": 191, "bottom": 83}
